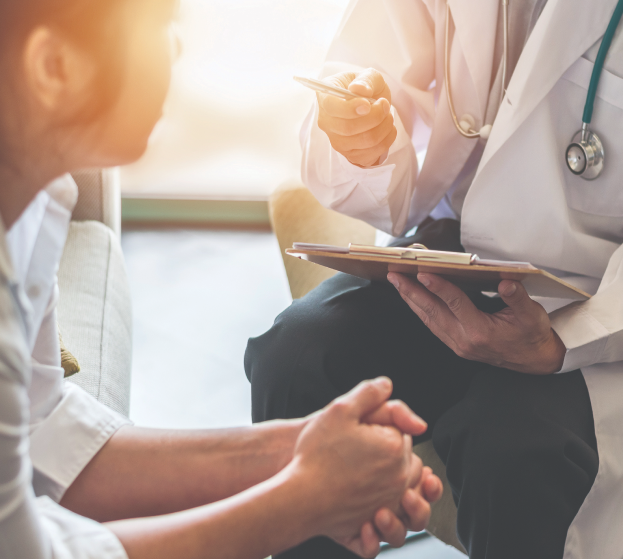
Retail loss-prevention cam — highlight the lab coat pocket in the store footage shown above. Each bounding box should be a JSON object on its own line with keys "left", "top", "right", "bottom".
{"left": 557, "top": 57, "right": 623, "bottom": 217}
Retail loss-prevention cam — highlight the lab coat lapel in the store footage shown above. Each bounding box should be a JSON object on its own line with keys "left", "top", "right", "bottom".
{"left": 478, "top": 0, "right": 620, "bottom": 173}
{"left": 411, "top": 0, "right": 499, "bottom": 226}
{"left": 447, "top": 0, "right": 499, "bottom": 118}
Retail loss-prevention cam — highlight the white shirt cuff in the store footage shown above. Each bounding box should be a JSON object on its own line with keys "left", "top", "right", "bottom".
{"left": 30, "top": 383, "right": 132, "bottom": 502}
{"left": 38, "top": 496, "right": 129, "bottom": 559}
{"left": 550, "top": 304, "right": 609, "bottom": 373}
{"left": 331, "top": 106, "right": 411, "bottom": 205}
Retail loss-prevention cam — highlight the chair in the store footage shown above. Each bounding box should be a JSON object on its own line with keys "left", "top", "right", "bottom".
{"left": 269, "top": 181, "right": 465, "bottom": 554}
{"left": 58, "top": 169, "right": 132, "bottom": 417}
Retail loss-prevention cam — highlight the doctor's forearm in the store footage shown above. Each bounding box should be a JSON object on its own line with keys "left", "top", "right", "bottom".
{"left": 60, "top": 420, "right": 304, "bottom": 522}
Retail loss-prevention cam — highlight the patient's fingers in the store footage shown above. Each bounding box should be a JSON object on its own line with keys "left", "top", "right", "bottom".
{"left": 402, "top": 488, "right": 432, "bottom": 532}
{"left": 422, "top": 475, "right": 443, "bottom": 503}
{"left": 359, "top": 521, "right": 382, "bottom": 558}
{"left": 364, "top": 400, "right": 428, "bottom": 436}
{"left": 374, "top": 507, "right": 408, "bottom": 548}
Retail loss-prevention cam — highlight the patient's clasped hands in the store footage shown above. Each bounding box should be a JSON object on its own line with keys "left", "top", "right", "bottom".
{"left": 286, "top": 377, "right": 442, "bottom": 557}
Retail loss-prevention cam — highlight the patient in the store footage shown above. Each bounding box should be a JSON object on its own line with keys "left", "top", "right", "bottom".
{"left": 0, "top": 1, "right": 442, "bottom": 558}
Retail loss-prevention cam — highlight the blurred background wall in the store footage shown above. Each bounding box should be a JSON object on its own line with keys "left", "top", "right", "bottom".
{"left": 120, "top": 0, "right": 350, "bottom": 201}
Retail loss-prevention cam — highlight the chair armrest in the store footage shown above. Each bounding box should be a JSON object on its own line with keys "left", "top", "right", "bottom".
{"left": 71, "top": 168, "right": 121, "bottom": 237}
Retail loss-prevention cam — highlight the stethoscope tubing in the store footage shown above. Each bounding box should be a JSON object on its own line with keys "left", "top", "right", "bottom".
{"left": 444, "top": 0, "right": 509, "bottom": 139}
{"left": 445, "top": 0, "right": 623, "bottom": 180}
{"left": 584, "top": 0, "right": 623, "bottom": 125}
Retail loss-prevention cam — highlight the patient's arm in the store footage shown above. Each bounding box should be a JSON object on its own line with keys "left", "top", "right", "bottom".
{"left": 61, "top": 419, "right": 305, "bottom": 522}
{"left": 106, "top": 379, "right": 436, "bottom": 559}
{"left": 61, "top": 382, "right": 437, "bottom": 525}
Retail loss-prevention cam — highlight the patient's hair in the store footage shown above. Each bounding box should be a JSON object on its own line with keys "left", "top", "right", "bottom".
{"left": 0, "top": 0, "right": 128, "bottom": 125}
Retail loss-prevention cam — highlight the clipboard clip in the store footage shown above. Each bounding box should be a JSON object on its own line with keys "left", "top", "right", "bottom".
{"left": 348, "top": 244, "right": 478, "bottom": 265}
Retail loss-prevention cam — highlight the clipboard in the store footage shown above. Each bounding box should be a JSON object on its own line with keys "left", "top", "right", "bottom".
{"left": 286, "top": 243, "right": 591, "bottom": 301}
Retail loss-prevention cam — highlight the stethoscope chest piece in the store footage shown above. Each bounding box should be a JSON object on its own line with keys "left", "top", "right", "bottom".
{"left": 566, "top": 128, "right": 605, "bottom": 180}
{"left": 563, "top": 0, "right": 623, "bottom": 181}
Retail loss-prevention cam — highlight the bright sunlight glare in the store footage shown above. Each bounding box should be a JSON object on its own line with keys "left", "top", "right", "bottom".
{"left": 120, "top": 0, "right": 350, "bottom": 199}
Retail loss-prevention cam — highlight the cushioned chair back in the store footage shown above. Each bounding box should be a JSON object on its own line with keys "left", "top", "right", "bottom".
{"left": 71, "top": 169, "right": 121, "bottom": 237}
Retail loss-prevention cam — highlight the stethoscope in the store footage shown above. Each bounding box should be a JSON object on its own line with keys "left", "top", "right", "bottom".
{"left": 445, "top": 0, "right": 623, "bottom": 180}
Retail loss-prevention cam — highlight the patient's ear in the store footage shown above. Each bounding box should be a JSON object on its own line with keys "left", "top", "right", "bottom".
{"left": 23, "top": 27, "right": 97, "bottom": 113}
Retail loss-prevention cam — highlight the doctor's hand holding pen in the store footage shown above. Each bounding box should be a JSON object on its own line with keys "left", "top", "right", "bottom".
{"left": 317, "top": 68, "right": 398, "bottom": 168}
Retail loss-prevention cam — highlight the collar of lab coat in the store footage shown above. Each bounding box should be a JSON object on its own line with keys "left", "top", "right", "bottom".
{"left": 447, "top": 0, "right": 500, "bottom": 119}
{"left": 477, "top": 0, "right": 619, "bottom": 175}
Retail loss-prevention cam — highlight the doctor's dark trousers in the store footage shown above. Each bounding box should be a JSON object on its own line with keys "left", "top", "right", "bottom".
{"left": 245, "top": 219, "right": 598, "bottom": 559}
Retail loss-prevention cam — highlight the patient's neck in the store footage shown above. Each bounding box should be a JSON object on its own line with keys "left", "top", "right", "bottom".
{"left": 0, "top": 160, "right": 63, "bottom": 230}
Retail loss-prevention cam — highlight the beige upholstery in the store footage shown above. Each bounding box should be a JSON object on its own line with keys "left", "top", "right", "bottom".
{"left": 270, "top": 182, "right": 376, "bottom": 300}
{"left": 58, "top": 221, "right": 132, "bottom": 416}
{"left": 269, "top": 182, "right": 465, "bottom": 554}
{"left": 72, "top": 168, "right": 122, "bottom": 237}
{"left": 55, "top": 169, "right": 132, "bottom": 417}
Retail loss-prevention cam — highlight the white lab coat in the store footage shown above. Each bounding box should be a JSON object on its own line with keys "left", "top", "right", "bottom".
{"left": 301, "top": 0, "right": 623, "bottom": 557}
{"left": 0, "top": 175, "right": 130, "bottom": 558}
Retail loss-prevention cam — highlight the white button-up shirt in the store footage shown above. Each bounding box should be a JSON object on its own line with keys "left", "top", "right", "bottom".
{"left": 0, "top": 175, "right": 129, "bottom": 558}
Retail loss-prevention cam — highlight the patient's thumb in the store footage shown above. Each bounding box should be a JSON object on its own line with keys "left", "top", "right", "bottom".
{"left": 343, "top": 377, "right": 393, "bottom": 418}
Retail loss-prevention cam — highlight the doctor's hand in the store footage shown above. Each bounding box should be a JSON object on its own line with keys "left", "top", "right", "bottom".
{"left": 317, "top": 68, "right": 397, "bottom": 167}
{"left": 388, "top": 273, "right": 567, "bottom": 375}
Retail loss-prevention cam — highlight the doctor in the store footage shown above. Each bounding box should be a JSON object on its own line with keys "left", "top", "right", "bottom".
{"left": 246, "top": 0, "right": 623, "bottom": 558}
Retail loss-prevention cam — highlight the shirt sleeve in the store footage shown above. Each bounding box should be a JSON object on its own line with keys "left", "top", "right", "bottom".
{"left": 0, "top": 278, "right": 51, "bottom": 559}
{"left": 300, "top": 0, "right": 436, "bottom": 236}
{"left": 38, "top": 497, "right": 128, "bottom": 559}
{"left": 0, "top": 275, "right": 128, "bottom": 559}
{"left": 550, "top": 243, "right": 623, "bottom": 373}
{"left": 28, "top": 279, "right": 131, "bottom": 503}
{"left": 30, "top": 383, "right": 132, "bottom": 503}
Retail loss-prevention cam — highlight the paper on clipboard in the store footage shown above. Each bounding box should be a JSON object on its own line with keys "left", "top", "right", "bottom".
{"left": 287, "top": 243, "right": 590, "bottom": 301}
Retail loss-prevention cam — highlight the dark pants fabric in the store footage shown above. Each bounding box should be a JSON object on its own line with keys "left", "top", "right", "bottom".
{"left": 245, "top": 219, "right": 598, "bottom": 559}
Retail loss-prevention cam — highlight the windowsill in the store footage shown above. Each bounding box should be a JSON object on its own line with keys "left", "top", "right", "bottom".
{"left": 121, "top": 197, "right": 270, "bottom": 230}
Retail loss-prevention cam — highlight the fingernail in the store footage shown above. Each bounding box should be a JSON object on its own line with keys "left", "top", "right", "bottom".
{"left": 352, "top": 80, "right": 370, "bottom": 91}
{"left": 387, "top": 274, "right": 399, "bottom": 289}
{"left": 503, "top": 282, "right": 517, "bottom": 296}
{"left": 356, "top": 103, "right": 371, "bottom": 115}
{"left": 418, "top": 274, "right": 431, "bottom": 287}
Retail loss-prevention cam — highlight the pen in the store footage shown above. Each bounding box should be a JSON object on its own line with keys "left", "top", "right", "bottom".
{"left": 293, "top": 76, "right": 378, "bottom": 102}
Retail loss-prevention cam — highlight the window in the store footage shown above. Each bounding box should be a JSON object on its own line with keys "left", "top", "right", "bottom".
{"left": 120, "top": 0, "right": 350, "bottom": 199}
